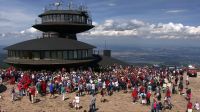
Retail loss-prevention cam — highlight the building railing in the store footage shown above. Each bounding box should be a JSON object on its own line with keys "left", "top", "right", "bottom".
{"left": 34, "top": 17, "right": 92, "bottom": 25}
{"left": 5, "top": 58, "right": 95, "bottom": 65}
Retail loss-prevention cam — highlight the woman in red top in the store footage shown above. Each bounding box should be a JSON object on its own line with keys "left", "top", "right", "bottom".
{"left": 187, "top": 101, "right": 193, "bottom": 112}
{"left": 41, "top": 81, "right": 47, "bottom": 95}
{"left": 146, "top": 91, "right": 151, "bottom": 105}
{"left": 166, "top": 87, "right": 171, "bottom": 98}
{"left": 30, "top": 86, "right": 36, "bottom": 103}
{"left": 132, "top": 88, "right": 138, "bottom": 103}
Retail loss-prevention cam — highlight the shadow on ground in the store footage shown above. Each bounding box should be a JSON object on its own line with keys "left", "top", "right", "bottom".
{"left": 0, "top": 84, "right": 7, "bottom": 93}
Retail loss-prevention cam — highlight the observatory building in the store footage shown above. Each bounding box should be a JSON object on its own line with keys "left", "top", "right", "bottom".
{"left": 4, "top": 1, "right": 128, "bottom": 69}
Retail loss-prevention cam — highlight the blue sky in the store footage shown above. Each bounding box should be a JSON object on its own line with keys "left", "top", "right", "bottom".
{"left": 0, "top": 0, "right": 200, "bottom": 48}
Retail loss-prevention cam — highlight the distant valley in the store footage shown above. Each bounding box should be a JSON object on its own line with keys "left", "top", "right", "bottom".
{"left": 1, "top": 45, "right": 200, "bottom": 68}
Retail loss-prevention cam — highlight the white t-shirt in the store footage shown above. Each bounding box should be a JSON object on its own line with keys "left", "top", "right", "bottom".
{"left": 92, "top": 84, "right": 95, "bottom": 90}
{"left": 103, "top": 82, "right": 106, "bottom": 89}
{"left": 115, "top": 81, "right": 119, "bottom": 87}
{"left": 195, "top": 103, "right": 200, "bottom": 110}
{"left": 75, "top": 96, "right": 80, "bottom": 103}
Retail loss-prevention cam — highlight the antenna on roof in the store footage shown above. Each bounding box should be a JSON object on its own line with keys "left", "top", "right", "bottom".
{"left": 68, "top": 0, "right": 73, "bottom": 10}
{"left": 54, "top": 0, "right": 62, "bottom": 10}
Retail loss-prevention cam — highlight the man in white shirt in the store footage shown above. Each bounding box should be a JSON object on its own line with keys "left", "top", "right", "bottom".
{"left": 194, "top": 101, "right": 200, "bottom": 110}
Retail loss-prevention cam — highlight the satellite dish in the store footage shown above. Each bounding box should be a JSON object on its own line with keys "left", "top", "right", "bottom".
{"left": 54, "top": 2, "right": 61, "bottom": 7}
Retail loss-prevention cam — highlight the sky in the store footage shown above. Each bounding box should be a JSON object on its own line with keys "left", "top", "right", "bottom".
{"left": 0, "top": 0, "right": 200, "bottom": 48}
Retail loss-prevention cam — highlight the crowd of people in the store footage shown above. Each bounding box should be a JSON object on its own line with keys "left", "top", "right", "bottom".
{"left": 0, "top": 65, "right": 199, "bottom": 112}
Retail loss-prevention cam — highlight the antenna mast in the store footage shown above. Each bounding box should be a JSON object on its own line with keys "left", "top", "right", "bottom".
{"left": 54, "top": 0, "right": 62, "bottom": 10}
{"left": 68, "top": 0, "right": 73, "bottom": 10}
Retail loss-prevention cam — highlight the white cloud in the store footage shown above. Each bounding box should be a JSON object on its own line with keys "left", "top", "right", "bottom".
{"left": 20, "top": 27, "right": 38, "bottom": 34}
{"left": 0, "top": 27, "right": 40, "bottom": 39}
{"left": 1, "top": 19, "right": 200, "bottom": 40}
{"left": 82, "top": 19, "right": 200, "bottom": 39}
{"left": 108, "top": 3, "right": 116, "bottom": 7}
{"left": 166, "top": 10, "right": 186, "bottom": 13}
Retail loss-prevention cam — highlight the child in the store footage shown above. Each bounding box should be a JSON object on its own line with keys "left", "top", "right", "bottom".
{"left": 75, "top": 94, "right": 80, "bottom": 110}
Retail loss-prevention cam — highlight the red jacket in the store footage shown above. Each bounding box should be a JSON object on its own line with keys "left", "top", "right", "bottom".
{"left": 30, "top": 86, "right": 36, "bottom": 96}
{"left": 18, "top": 83, "right": 22, "bottom": 91}
{"left": 132, "top": 89, "right": 138, "bottom": 97}
{"left": 41, "top": 81, "right": 47, "bottom": 93}
{"left": 147, "top": 92, "right": 151, "bottom": 99}
{"left": 166, "top": 89, "right": 171, "bottom": 97}
{"left": 187, "top": 102, "right": 193, "bottom": 109}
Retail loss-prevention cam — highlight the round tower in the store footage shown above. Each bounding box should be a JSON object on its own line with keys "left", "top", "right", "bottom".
{"left": 33, "top": 0, "right": 94, "bottom": 40}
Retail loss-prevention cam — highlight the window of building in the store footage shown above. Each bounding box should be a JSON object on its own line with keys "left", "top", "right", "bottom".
{"left": 85, "top": 50, "right": 88, "bottom": 57}
{"left": 57, "top": 51, "right": 63, "bottom": 59}
{"left": 57, "top": 15, "right": 61, "bottom": 22}
{"left": 16, "top": 51, "right": 20, "bottom": 58}
{"left": 73, "top": 15, "right": 77, "bottom": 23}
{"left": 32, "top": 52, "right": 40, "bottom": 60}
{"left": 68, "top": 15, "right": 72, "bottom": 22}
{"left": 61, "top": 14, "right": 64, "bottom": 22}
{"left": 74, "top": 50, "right": 77, "bottom": 59}
{"left": 45, "top": 51, "right": 50, "bottom": 59}
{"left": 82, "top": 50, "right": 86, "bottom": 58}
{"left": 53, "top": 15, "right": 57, "bottom": 22}
{"left": 51, "top": 51, "right": 57, "bottom": 59}
{"left": 68, "top": 51, "right": 74, "bottom": 59}
{"left": 64, "top": 14, "right": 68, "bottom": 22}
{"left": 77, "top": 50, "right": 82, "bottom": 59}
{"left": 63, "top": 51, "right": 68, "bottom": 60}
{"left": 88, "top": 49, "right": 92, "bottom": 57}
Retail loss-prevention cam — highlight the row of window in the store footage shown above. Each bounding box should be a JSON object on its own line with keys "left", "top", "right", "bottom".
{"left": 8, "top": 50, "right": 93, "bottom": 60}
{"left": 41, "top": 14, "right": 92, "bottom": 25}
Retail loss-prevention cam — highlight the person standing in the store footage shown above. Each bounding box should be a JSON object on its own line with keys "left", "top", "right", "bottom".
{"left": 146, "top": 90, "right": 151, "bottom": 105}
{"left": 187, "top": 100, "right": 193, "bottom": 112}
{"left": 75, "top": 94, "right": 80, "bottom": 110}
{"left": 10, "top": 86, "right": 15, "bottom": 102}
{"left": 36, "top": 80, "right": 41, "bottom": 96}
{"left": 100, "top": 89, "right": 105, "bottom": 102}
{"left": 91, "top": 82, "right": 96, "bottom": 95}
{"left": 28, "top": 86, "right": 32, "bottom": 102}
{"left": 90, "top": 94, "right": 96, "bottom": 112}
{"left": 61, "top": 85, "right": 66, "bottom": 101}
{"left": 132, "top": 87, "right": 138, "bottom": 103}
{"left": 49, "top": 82, "right": 55, "bottom": 98}
{"left": 17, "top": 82, "right": 23, "bottom": 96}
{"left": 30, "top": 85, "right": 36, "bottom": 103}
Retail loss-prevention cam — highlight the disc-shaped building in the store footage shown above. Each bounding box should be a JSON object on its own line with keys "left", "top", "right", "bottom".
{"left": 4, "top": 1, "right": 128, "bottom": 70}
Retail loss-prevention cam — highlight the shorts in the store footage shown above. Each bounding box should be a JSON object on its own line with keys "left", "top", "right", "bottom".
{"left": 188, "top": 109, "right": 192, "bottom": 112}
